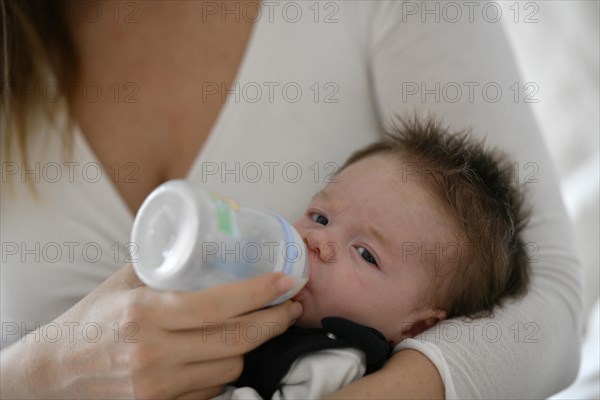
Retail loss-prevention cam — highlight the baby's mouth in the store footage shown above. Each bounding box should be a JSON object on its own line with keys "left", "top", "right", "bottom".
{"left": 292, "top": 244, "right": 321, "bottom": 301}
{"left": 292, "top": 266, "right": 313, "bottom": 301}
{"left": 293, "top": 276, "right": 313, "bottom": 299}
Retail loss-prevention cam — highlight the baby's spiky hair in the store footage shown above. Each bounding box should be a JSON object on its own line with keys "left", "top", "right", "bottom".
{"left": 342, "top": 116, "right": 531, "bottom": 318}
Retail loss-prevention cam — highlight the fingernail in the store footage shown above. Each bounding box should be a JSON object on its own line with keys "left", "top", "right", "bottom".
{"left": 288, "top": 301, "right": 303, "bottom": 320}
{"left": 275, "top": 275, "right": 296, "bottom": 294}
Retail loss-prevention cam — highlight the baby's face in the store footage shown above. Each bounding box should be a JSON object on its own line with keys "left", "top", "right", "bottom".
{"left": 292, "top": 154, "right": 449, "bottom": 344}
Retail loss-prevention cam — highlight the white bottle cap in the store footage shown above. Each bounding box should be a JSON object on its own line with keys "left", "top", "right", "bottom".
{"left": 131, "top": 180, "right": 203, "bottom": 291}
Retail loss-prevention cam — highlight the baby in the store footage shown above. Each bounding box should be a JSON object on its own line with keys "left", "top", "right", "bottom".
{"left": 219, "top": 117, "right": 530, "bottom": 399}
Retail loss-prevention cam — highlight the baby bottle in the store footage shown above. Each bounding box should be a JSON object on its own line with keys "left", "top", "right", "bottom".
{"left": 130, "top": 180, "right": 309, "bottom": 305}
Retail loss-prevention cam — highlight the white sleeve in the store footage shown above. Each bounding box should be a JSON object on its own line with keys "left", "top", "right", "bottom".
{"left": 367, "top": 2, "right": 583, "bottom": 398}
{"left": 550, "top": 299, "right": 600, "bottom": 399}
{"left": 214, "top": 348, "right": 366, "bottom": 400}
{"left": 273, "top": 348, "right": 366, "bottom": 400}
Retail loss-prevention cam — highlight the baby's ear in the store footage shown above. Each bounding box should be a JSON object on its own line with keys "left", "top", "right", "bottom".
{"left": 400, "top": 309, "right": 447, "bottom": 340}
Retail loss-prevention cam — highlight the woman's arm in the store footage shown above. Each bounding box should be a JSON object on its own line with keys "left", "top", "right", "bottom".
{"left": 0, "top": 265, "right": 302, "bottom": 399}
{"left": 327, "top": 350, "right": 444, "bottom": 400}
{"left": 332, "top": 2, "right": 583, "bottom": 398}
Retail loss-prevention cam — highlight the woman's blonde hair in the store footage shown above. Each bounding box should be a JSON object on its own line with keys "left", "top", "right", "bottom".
{"left": 1, "top": 0, "right": 77, "bottom": 168}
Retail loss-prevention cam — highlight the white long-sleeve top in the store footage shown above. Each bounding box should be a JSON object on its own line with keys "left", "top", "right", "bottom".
{"left": 1, "top": 2, "right": 582, "bottom": 398}
{"left": 215, "top": 348, "right": 366, "bottom": 400}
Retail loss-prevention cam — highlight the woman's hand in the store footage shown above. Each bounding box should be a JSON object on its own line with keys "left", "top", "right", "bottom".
{"left": 0, "top": 264, "right": 303, "bottom": 399}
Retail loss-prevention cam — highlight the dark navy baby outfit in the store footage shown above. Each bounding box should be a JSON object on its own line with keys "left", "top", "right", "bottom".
{"left": 233, "top": 317, "right": 392, "bottom": 399}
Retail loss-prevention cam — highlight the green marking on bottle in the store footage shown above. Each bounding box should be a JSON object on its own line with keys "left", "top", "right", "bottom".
{"left": 211, "top": 193, "right": 240, "bottom": 237}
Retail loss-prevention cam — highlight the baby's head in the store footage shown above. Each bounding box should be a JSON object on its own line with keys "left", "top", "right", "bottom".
{"left": 292, "top": 117, "right": 530, "bottom": 345}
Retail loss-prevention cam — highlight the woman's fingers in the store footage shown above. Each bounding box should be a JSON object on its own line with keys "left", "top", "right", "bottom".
{"left": 14, "top": 264, "right": 300, "bottom": 399}
{"left": 147, "top": 273, "right": 298, "bottom": 330}
{"left": 97, "top": 270, "right": 304, "bottom": 398}
{"left": 126, "top": 356, "right": 243, "bottom": 399}
{"left": 172, "top": 357, "right": 244, "bottom": 398}
{"left": 168, "top": 300, "right": 303, "bottom": 363}
{"left": 176, "top": 388, "right": 224, "bottom": 400}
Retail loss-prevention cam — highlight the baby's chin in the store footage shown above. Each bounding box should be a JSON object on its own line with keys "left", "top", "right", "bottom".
{"left": 290, "top": 301, "right": 322, "bottom": 328}
{"left": 292, "top": 315, "right": 321, "bottom": 328}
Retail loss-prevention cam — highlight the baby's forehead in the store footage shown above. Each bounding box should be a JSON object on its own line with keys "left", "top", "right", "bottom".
{"left": 325, "top": 154, "right": 420, "bottom": 193}
{"left": 319, "top": 156, "right": 457, "bottom": 228}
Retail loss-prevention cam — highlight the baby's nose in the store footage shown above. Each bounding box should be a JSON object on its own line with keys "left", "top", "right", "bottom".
{"left": 305, "top": 237, "right": 338, "bottom": 263}
{"left": 317, "top": 241, "right": 339, "bottom": 263}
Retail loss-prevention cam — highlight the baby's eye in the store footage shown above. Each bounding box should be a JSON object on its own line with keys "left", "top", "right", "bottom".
{"left": 357, "top": 246, "right": 378, "bottom": 266}
{"left": 311, "top": 213, "right": 329, "bottom": 225}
